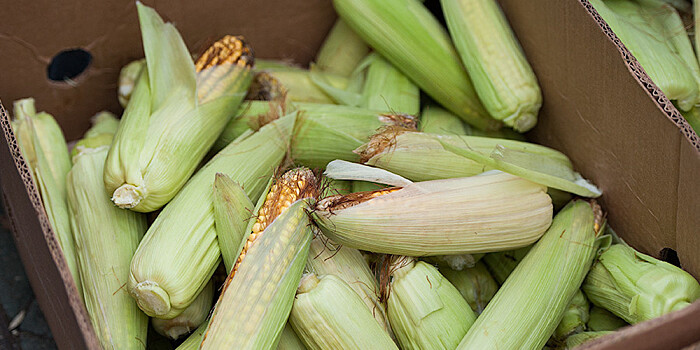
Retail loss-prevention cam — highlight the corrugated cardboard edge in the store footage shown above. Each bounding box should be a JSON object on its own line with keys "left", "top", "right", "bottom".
{"left": 578, "top": 0, "right": 700, "bottom": 151}
{"left": 0, "top": 101, "right": 99, "bottom": 349}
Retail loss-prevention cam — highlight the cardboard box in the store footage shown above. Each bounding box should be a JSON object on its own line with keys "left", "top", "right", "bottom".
{"left": 0, "top": 0, "right": 697, "bottom": 348}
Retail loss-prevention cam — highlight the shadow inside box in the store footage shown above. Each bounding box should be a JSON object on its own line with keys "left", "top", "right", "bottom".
{"left": 0, "top": 184, "right": 57, "bottom": 350}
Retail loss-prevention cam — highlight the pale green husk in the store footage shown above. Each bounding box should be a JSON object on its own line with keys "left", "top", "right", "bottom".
{"left": 104, "top": 3, "right": 252, "bottom": 212}
{"left": 388, "top": 258, "right": 476, "bottom": 349}
{"left": 359, "top": 53, "right": 420, "bottom": 115}
{"left": 439, "top": 261, "right": 498, "bottom": 314}
{"left": 587, "top": 306, "right": 628, "bottom": 331}
{"left": 314, "top": 171, "right": 552, "bottom": 256}
{"left": 333, "top": 0, "right": 500, "bottom": 130}
{"left": 67, "top": 146, "right": 148, "bottom": 349}
{"left": 315, "top": 19, "right": 370, "bottom": 77}
{"left": 174, "top": 320, "right": 208, "bottom": 350}
{"left": 564, "top": 331, "right": 614, "bottom": 349}
{"left": 457, "top": 200, "right": 604, "bottom": 349}
{"left": 582, "top": 244, "right": 700, "bottom": 324}
{"left": 290, "top": 274, "right": 397, "bottom": 350}
{"left": 213, "top": 173, "right": 254, "bottom": 272}
{"left": 420, "top": 105, "right": 469, "bottom": 135}
{"left": 276, "top": 322, "right": 307, "bottom": 350}
{"left": 152, "top": 280, "right": 213, "bottom": 340}
{"left": 554, "top": 290, "right": 590, "bottom": 341}
{"left": 213, "top": 100, "right": 290, "bottom": 152}
{"left": 441, "top": 0, "right": 542, "bottom": 132}
{"left": 201, "top": 199, "right": 313, "bottom": 349}
{"left": 117, "top": 58, "right": 146, "bottom": 107}
{"left": 482, "top": 246, "right": 531, "bottom": 285}
{"left": 128, "top": 114, "right": 293, "bottom": 319}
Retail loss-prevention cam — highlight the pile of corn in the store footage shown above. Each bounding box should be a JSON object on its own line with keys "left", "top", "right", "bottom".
{"left": 10, "top": 1, "right": 700, "bottom": 349}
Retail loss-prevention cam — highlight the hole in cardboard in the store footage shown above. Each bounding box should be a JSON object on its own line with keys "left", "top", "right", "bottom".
{"left": 659, "top": 248, "right": 681, "bottom": 268}
{"left": 46, "top": 49, "right": 92, "bottom": 82}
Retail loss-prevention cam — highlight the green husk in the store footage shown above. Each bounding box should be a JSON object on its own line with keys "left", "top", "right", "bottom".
{"left": 104, "top": 4, "right": 253, "bottom": 212}
{"left": 118, "top": 58, "right": 146, "bottom": 107}
{"left": 315, "top": 20, "right": 370, "bottom": 77}
{"left": 350, "top": 181, "right": 386, "bottom": 192}
{"left": 423, "top": 254, "right": 485, "bottom": 271}
{"left": 213, "top": 173, "right": 254, "bottom": 272}
{"left": 439, "top": 261, "right": 498, "bottom": 314}
{"left": 249, "top": 69, "right": 348, "bottom": 104}
{"left": 174, "top": 320, "right": 208, "bottom": 350}
{"left": 291, "top": 103, "right": 416, "bottom": 169}
{"left": 11, "top": 98, "right": 81, "bottom": 297}
{"left": 290, "top": 274, "right": 397, "bottom": 350}
{"left": 457, "top": 200, "right": 605, "bottom": 349}
{"left": 277, "top": 322, "right": 307, "bottom": 350}
{"left": 84, "top": 111, "right": 120, "bottom": 138}
{"left": 128, "top": 114, "right": 294, "bottom": 319}
{"left": 387, "top": 257, "right": 476, "bottom": 349}
{"left": 213, "top": 100, "right": 290, "bottom": 152}
{"left": 680, "top": 106, "right": 700, "bottom": 133}
{"left": 255, "top": 59, "right": 300, "bottom": 70}
{"left": 564, "top": 331, "right": 614, "bottom": 349}
{"left": 588, "top": 306, "right": 628, "bottom": 331}
{"left": 333, "top": 0, "right": 500, "bottom": 130}
{"left": 67, "top": 145, "right": 148, "bottom": 349}
{"left": 358, "top": 130, "right": 570, "bottom": 182}
{"left": 589, "top": 0, "right": 700, "bottom": 110}
{"left": 314, "top": 170, "right": 553, "bottom": 256}
{"left": 201, "top": 199, "right": 314, "bottom": 349}
{"left": 482, "top": 246, "right": 531, "bottom": 284}
{"left": 359, "top": 53, "right": 420, "bottom": 115}
{"left": 582, "top": 244, "right": 700, "bottom": 324}
{"left": 322, "top": 178, "right": 352, "bottom": 197}
{"left": 306, "top": 234, "right": 391, "bottom": 336}
{"left": 441, "top": 0, "right": 542, "bottom": 132}
{"left": 554, "top": 290, "right": 590, "bottom": 341}
{"left": 420, "top": 105, "right": 469, "bottom": 135}
{"left": 152, "top": 280, "right": 213, "bottom": 340}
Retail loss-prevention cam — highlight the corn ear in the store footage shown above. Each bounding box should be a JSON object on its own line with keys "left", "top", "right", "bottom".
{"left": 359, "top": 129, "right": 570, "bottom": 182}
{"left": 441, "top": 0, "right": 542, "bottom": 132}
{"left": 152, "top": 280, "right": 213, "bottom": 340}
{"left": 387, "top": 257, "right": 476, "bottom": 349}
{"left": 128, "top": 114, "right": 293, "bottom": 319}
{"left": 200, "top": 200, "right": 314, "bottom": 349}
{"left": 174, "top": 320, "right": 208, "bottom": 350}
{"left": 582, "top": 244, "right": 700, "bottom": 324}
{"left": 420, "top": 105, "right": 469, "bottom": 135}
{"left": 457, "top": 200, "right": 605, "bottom": 350}
{"left": 291, "top": 103, "right": 417, "bottom": 169}
{"left": 590, "top": 0, "right": 700, "bottom": 110}
{"left": 564, "top": 331, "right": 614, "bottom": 349}
{"left": 333, "top": 0, "right": 500, "bottom": 130}
{"left": 423, "top": 254, "right": 484, "bottom": 271}
{"left": 213, "top": 173, "right": 254, "bottom": 272}
{"left": 104, "top": 4, "right": 253, "bottom": 212}
{"left": 214, "top": 100, "right": 292, "bottom": 152}
{"left": 118, "top": 59, "right": 145, "bottom": 107}
{"left": 314, "top": 171, "right": 552, "bottom": 256}
{"left": 359, "top": 53, "right": 420, "bottom": 115}
{"left": 439, "top": 261, "right": 498, "bottom": 314}
{"left": 588, "top": 306, "right": 628, "bottom": 332}
{"left": 249, "top": 69, "right": 347, "bottom": 104}
{"left": 306, "top": 234, "right": 391, "bottom": 336}
{"left": 11, "top": 98, "right": 81, "bottom": 297}
{"left": 67, "top": 146, "right": 148, "bottom": 349}
{"left": 553, "top": 290, "right": 590, "bottom": 341}
{"left": 289, "top": 274, "right": 397, "bottom": 350}
{"left": 315, "top": 20, "right": 370, "bottom": 76}
{"left": 277, "top": 322, "right": 307, "bottom": 350}
{"left": 84, "top": 111, "right": 119, "bottom": 138}
{"left": 255, "top": 59, "right": 300, "bottom": 70}
{"left": 322, "top": 178, "right": 353, "bottom": 197}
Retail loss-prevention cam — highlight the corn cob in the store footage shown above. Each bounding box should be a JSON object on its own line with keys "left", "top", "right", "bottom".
{"left": 129, "top": 114, "right": 293, "bottom": 319}
{"left": 213, "top": 100, "right": 291, "bottom": 152}
{"left": 457, "top": 200, "right": 605, "bottom": 349}
{"left": 386, "top": 256, "right": 476, "bottom": 349}
{"left": 333, "top": 0, "right": 500, "bottom": 130}
{"left": 152, "top": 280, "right": 212, "bottom": 340}
{"left": 174, "top": 321, "right": 208, "bottom": 350}
{"left": 11, "top": 98, "right": 81, "bottom": 297}
{"left": 314, "top": 171, "right": 552, "bottom": 256}
{"left": 482, "top": 246, "right": 531, "bottom": 284}
{"left": 589, "top": 0, "right": 700, "bottom": 110}
{"left": 359, "top": 53, "right": 420, "bottom": 115}
{"left": 358, "top": 129, "right": 571, "bottom": 182}
{"left": 117, "top": 58, "right": 145, "bottom": 107}
{"left": 67, "top": 144, "right": 148, "bottom": 349}
{"left": 588, "top": 306, "right": 628, "bottom": 332}
{"left": 564, "top": 331, "right": 614, "bottom": 349}
{"left": 201, "top": 168, "right": 319, "bottom": 349}
{"left": 277, "top": 322, "right": 307, "bottom": 350}
{"left": 441, "top": 0, "right": 542, "bottom": 132}
{"left": 213, "top": 173, "right": 255, "bottom": 272}
{"left": 440, "top": 138, "right": 602, "bottom": 197}
{"left": 439, "top": 261, "right": 498, "bottom": 314}
{"left": 289, "top": 274, "right": 397, "bottom": 350}
{"left": 248, "top": 69, "right": 348, "bottom": 104}
{"left": 315, "top": 20, "right": 370, "bottom": 76}
{"left": 104, "top": 4, "right": 253, "bottom": 212}
{"left": 420, "top": 104, "right": 527, "bottom": 140}
{"left": 306, "top": 233, "right": 391, "bottom": 336}
{"left": 553, "top": 290, "right": 590, "bottom": 341}
{"left": 582, "top": 244, "right": 700, "bottom": 324}
{"left": 291, "top": 103, "right": 417, "bottom": 169}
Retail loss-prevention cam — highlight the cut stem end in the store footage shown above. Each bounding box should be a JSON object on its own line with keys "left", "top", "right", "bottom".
{"left": 132, "top": 281, "right": 171, "bottom": 317}
{"left": 112, "top": 184, "right": 143, "bottom": 209}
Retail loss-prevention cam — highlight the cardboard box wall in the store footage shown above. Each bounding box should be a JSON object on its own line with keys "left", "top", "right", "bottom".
{"left": 0, "top": 0, "right": 698, "bottom": 348}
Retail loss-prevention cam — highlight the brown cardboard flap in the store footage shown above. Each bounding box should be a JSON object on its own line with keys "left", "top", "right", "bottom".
{"left": 0, "top": 102, "right": 99, "bottom": 349}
